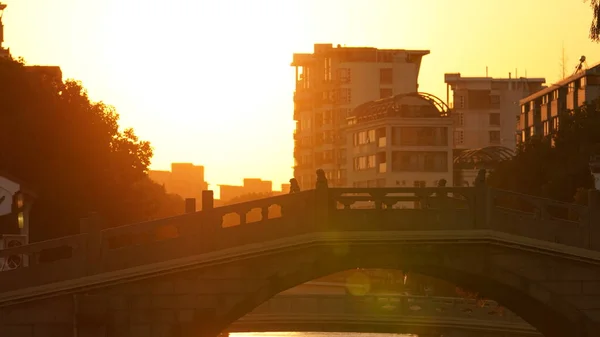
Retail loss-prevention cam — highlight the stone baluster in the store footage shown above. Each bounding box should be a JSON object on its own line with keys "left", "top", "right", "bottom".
{"left": 315, "top": 187, "right": 330, "bottom": 229}
{"left": 261, "top": 206, "right": 269, "bottom": 221}
{"left": 201, "top": 190, "right": 219, "bottom": 232}
{"left": 79, "top": 212, "right": 103, "bottom": 276}
{"left": 201, "top": 190, "right": 214, "bottom": 211}
{"left": 185, "top": 198, "right": 196, "bottom": 213}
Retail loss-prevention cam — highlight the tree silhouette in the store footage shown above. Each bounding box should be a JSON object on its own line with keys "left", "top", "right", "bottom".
{"left": 0, "top": 57, "right": 183, "bottom": 241}
{"left": 487, "top": 99, "right": 599, "bottom": 202}
{"left": 587, "top": 0, "right": 600, "bottom": 41}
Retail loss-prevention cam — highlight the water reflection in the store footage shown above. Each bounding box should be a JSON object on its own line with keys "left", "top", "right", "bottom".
{"left": 233, "top": 333, "right": 415, "bottom": 337}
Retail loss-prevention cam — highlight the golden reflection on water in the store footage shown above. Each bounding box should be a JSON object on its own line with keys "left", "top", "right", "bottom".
{"left": 233, "top": 333, "right": 415, "bottom": 337}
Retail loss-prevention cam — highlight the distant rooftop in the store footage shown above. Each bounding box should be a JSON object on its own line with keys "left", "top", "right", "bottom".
{"left": 444, "top": 72, "right": 546, "bottom": 83}
{"left": 292, "top": 43, "right": 430, "bottom": 66}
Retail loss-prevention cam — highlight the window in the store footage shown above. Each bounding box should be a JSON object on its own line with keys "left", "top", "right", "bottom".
{"left": 353, "top": 155, "right": 376, "bottom": 171}
{"left": 324, "top": 57, "right": 332, "bottom": 82}
{"left": 454, "top": 130, "right": 464, "bottom": 145}
{"left": 457, "top": 95, "right": 465, "bottom": 109}
{"left": 489, "top": 130, "right": 501, "bottom": 144}
{"left": 380, "top": 88, "right": 393, "bottom": 98}
{"left": 353, "top": 129, "right": 376, "bottom": 145}
{"left": 339, "top": 88, "right": 352, "bottom": 104}
{"left": 489, "top": 113, "right": 501, "bottom": 126}
{"left": 453, "top": 112, "right": 464, "bottom": 126}
{"left": 380, "top": 68, "right": 393, "bottom": 84}
{"left": 490, "top": 95, "right": 501, "bottom": 108}
{"left": 339, "top": 68, "right": 351, "bottom": 83}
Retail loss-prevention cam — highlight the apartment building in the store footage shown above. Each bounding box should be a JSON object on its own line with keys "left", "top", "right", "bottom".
{"left": 291, "top": 43, "right": 431, "bottom": 190}
{"left": 149, "top": 163, "right": 208, "bottom": 206}
{"left": 445, "top": 73, "right": 545, "bottom": 151}
{"left": 345, "top": 92, "right": 453, "bottom": 189}
{"left": 518, "top": 62, "right": 600, "bottom": 144}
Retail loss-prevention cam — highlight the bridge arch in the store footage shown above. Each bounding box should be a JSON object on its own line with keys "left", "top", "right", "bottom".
{"left": 221, "top": 241, "right": 589, "bottom": 337}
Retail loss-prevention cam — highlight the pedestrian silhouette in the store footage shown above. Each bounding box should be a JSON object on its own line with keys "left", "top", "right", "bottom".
{"left": 315, "top": 169, "right": 328, "bottom": 190}
{"left": 289, "top": 178, "right": 300, "bottom": 194}
{"left": 474, "top": 169, "right": 487, "bottom": 187}
{"left": 436, "top": 178, "right": 448, "bottom": 198}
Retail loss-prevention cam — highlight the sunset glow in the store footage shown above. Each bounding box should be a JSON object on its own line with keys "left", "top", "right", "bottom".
{"left": 6, "top": 0, "right": 600, "bottom": 190}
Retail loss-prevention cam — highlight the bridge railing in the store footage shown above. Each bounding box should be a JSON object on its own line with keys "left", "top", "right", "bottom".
{"left": 246, "top": 294, "right": 527, "bottom": 325}
{"left": 487, "top": 188, "right": 593, "bottom": 248}
{"left": 0, "top": 186, "right": 597, "bottom": 297}
{"left": 325, "top": 187, "right": 477, "bottom": 231}
{"left": 0, "top": 190, "right": 319, "bottom": 294}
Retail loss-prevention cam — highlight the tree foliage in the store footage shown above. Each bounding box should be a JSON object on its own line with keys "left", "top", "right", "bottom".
{"left": 487, "top": 99, "right": 600, "bottom": 202}
{"left": 588, "top": 0, "right": 600, "bottom": 41}
{"left": 0, "top": 57, "right": 183, "bottom": 241}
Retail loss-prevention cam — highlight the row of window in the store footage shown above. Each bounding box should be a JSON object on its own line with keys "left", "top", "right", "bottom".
{"left": 454, "top": 113, "right": 500, "bottom": 126}
{"left": 353, "top": 154, "right": 377, "bottom": 171}
{"left": 391, "top": 127, "right": 448, "bottom": 147}
{"left": 391, "top": 151, "right": 448, "bottom": 172}
{"left": 522, "top": 77, "right": 587, "bottom": 113}
{"left": 353, "top": 127, "right": 450, "bottom": 147}
{"left": 453, "top": 94, "right": 501, "bottom": 110}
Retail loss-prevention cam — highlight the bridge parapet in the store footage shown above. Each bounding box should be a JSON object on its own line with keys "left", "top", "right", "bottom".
{"left": 0, "top": 186, "right": 597, "bottom": 299}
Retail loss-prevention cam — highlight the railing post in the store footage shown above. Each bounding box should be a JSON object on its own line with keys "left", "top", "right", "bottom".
{"left": 79, "top": 212, "right": 103, "bottom": 276}
{"left": 588, "top": 189, "right": 600, "bottom": 249}
{"left": 202, "top": 190, "right": 214, "bottom": 211}
{"left": 474, "top": 186, "right": 489, "bottom": 229}
{"left": 315, "top": 186, "right": 330, "bottom": 229}
{"left": 185, "top": 198, "right": 196, "bottom": 213}
{"left": 201, "top": 190, "right": 220, "bottom": 234}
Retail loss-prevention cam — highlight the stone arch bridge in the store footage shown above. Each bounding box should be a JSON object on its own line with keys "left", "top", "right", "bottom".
{"left": 0, "top": 186, "right": 598, "bottom": 337}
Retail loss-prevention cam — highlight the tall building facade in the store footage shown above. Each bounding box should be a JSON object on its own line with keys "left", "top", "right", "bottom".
{"left": 291, "top": 44, "right": 430, "bottom": 190}
{"left": 518, "top": 62, "right": 600, "bottom": 144}
{"left": 444, "top": 73, "right": 545, "bottom": 151}
{"left": 345, "top": 92, "right": 453, "bottom": 189}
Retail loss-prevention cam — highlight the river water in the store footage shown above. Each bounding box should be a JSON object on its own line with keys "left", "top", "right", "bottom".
{"left": 233, "top": 332, "right": 414, "bottom": 337}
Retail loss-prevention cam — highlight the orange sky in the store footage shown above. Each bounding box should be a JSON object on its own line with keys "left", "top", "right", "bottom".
{"left": 4, "top": 0, "right": 600, "bottom": 191}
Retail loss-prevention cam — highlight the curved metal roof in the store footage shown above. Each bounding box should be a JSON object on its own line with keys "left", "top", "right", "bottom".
{"left": 453, "top": 146, "right": 515, "bottom": 166}
{"left": 350, "top": 92, "right": 450, "bottom": 124}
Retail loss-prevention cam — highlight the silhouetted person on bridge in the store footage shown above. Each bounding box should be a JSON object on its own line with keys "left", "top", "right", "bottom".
{"left": 474, "top": 168, "right": 487, "bottom": 188}
{"left": 315, "top": 169, "right": 328, "bottom": 190}
{"left": 436, "top": 178, "right": 448, "bottom": 198}
{"left": 289, "top": 178, "right": 300, "bottom": 194}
